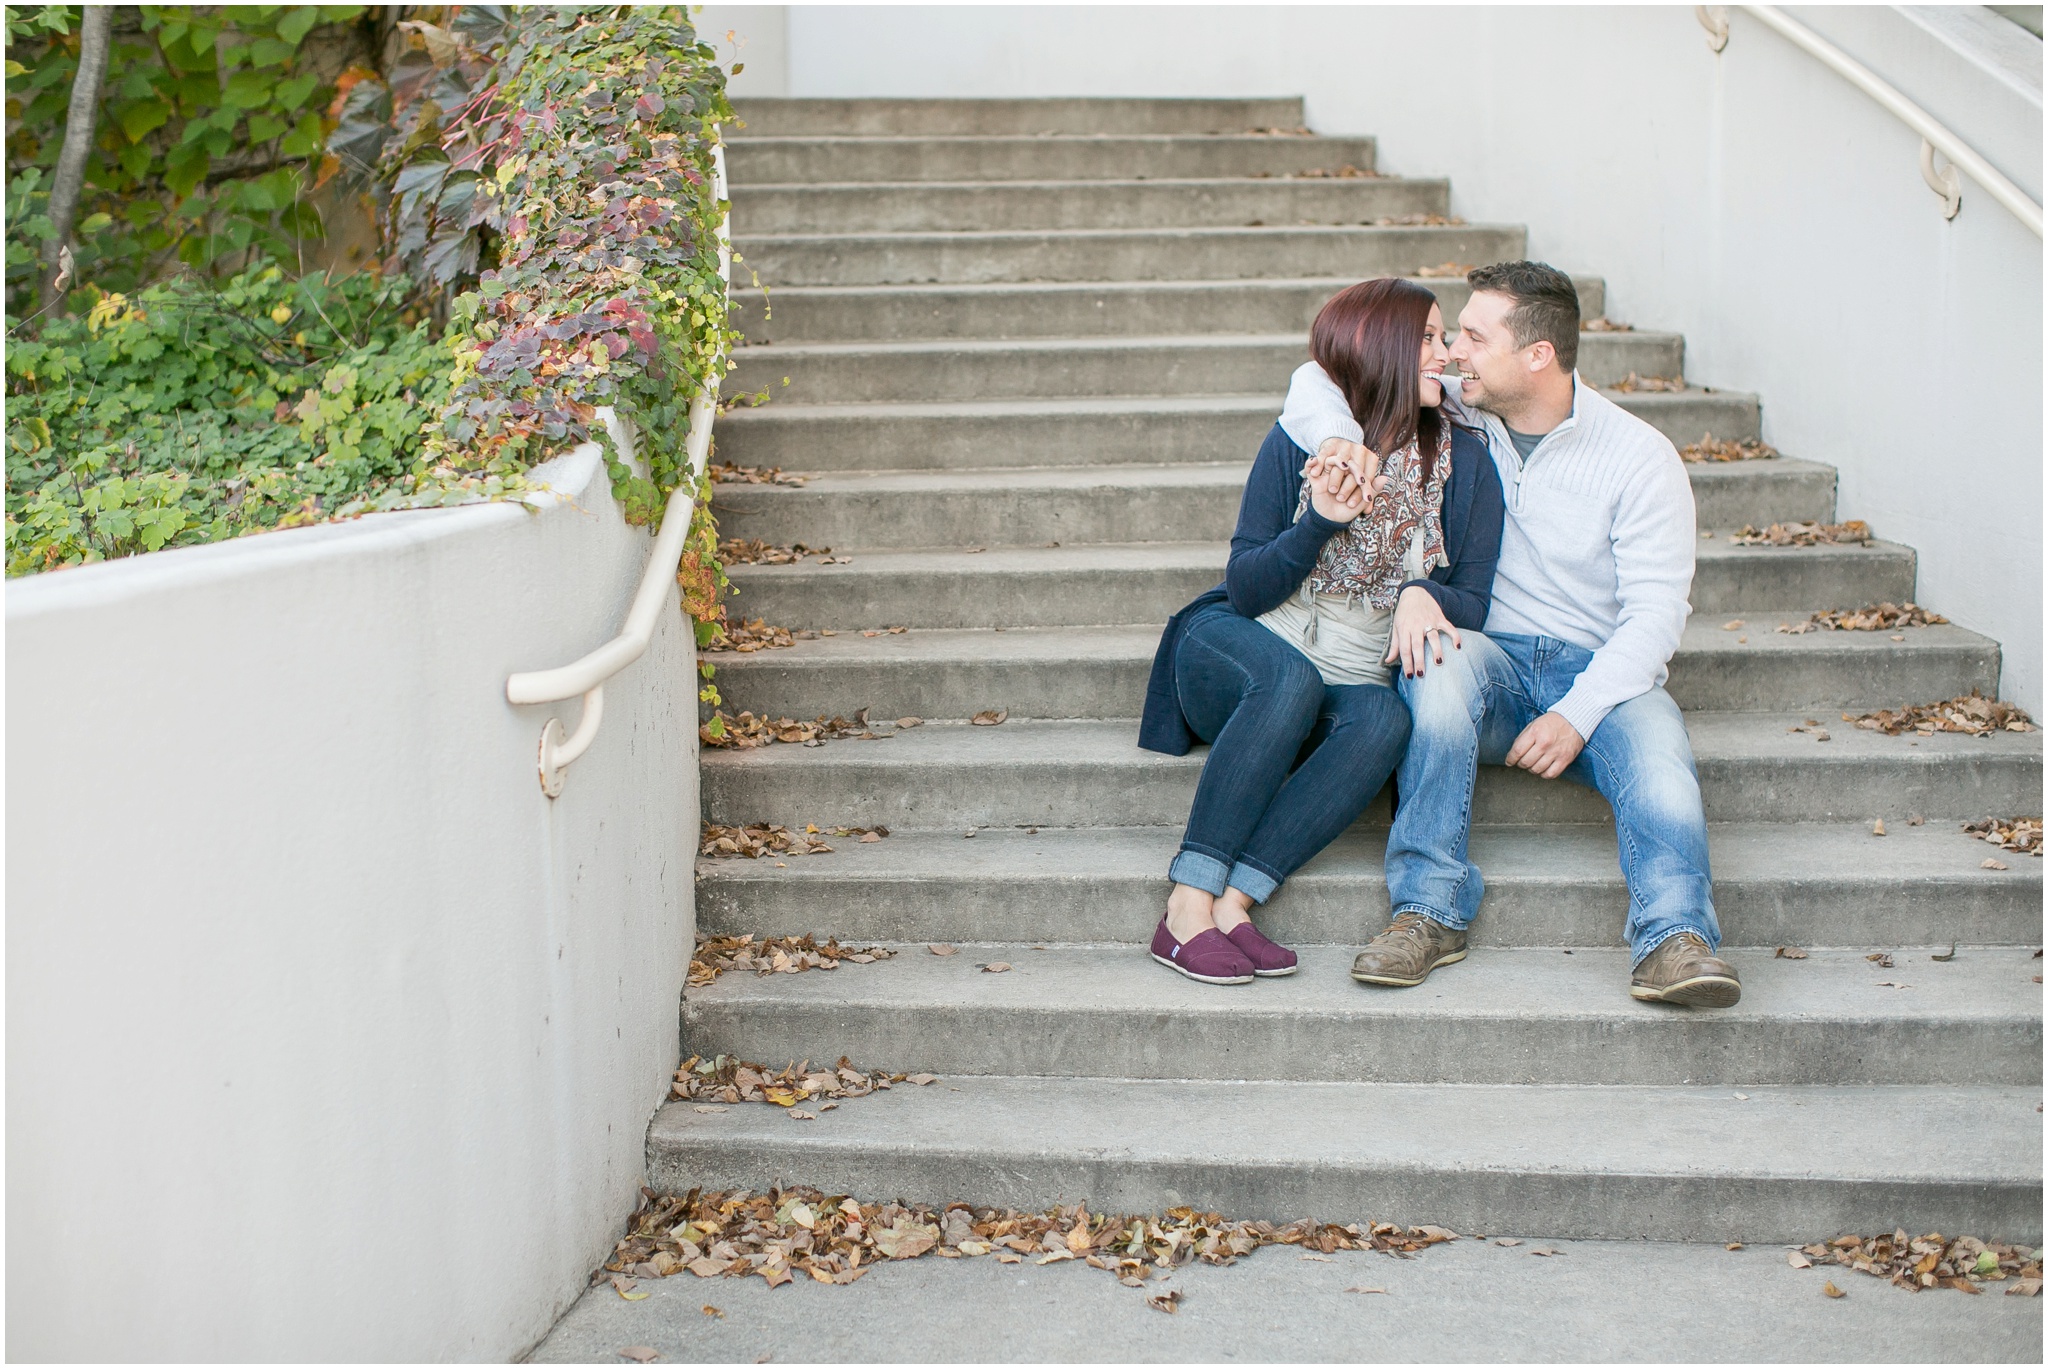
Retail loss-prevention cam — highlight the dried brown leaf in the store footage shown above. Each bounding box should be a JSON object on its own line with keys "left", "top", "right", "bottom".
{"left": 1983, "top": 857, "right": 2010, "bottom": 870}
{"left": 1775, "top": 946, "right": 1808, "bottom": 959}
{"left": 981, "top": 962, "right": 1012, "bottom": 973}
{"left": 971, "top": 708, "right": 1009, "bottom": 726}
{"left": 1823, "top": 1281, "right": 1845, "bottom": 1298}
{"left": 1788, "top": 1250, "right": 1813, "bottom": 1268}
{"left": 1680, "top": 433, "right": 1776, "bottom": 462}
{"left": 1146, "top": 1289, "right": 1184, "bottom": 1314}
{"left": 1611, "top": 372, "right": 1686, "bottom": 393}
{"left": 1732, "top": 520, "right": 1871, "bottom": 547}
{"left": 618, "top": 1348, "right": 660, "bottom": 1363}
{"left": 710, "top": 461, "right": 807, "bottom": 488}
{"left": 928, "top": 945, "right": 958, "bottom": 957}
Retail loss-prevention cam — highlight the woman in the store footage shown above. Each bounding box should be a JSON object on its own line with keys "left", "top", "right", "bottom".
{"left": 1137, "top": 278, "right": 1506, "bottom": 984}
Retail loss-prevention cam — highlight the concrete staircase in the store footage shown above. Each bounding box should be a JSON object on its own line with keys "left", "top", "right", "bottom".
{"left": 672, "top": 97, "right": 2042, "bottom": 1244}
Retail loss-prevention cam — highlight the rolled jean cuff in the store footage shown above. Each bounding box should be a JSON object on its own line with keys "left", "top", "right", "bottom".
{"left": 1632, "top": 923, "right": 1719, "bottom": 968}
{"left": 1393, "top": 902, "right": 1469, "bottom": 933}
{"left": 1168, "top": 848, "right": 1231, "bottom": 897}
{"left": 1226, "top": 860, "right": 1280, "bottom": 905}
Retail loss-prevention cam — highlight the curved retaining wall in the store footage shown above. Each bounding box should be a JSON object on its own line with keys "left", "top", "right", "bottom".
{"left": 5, "top": 446, "right": 697, "bottom": 1359}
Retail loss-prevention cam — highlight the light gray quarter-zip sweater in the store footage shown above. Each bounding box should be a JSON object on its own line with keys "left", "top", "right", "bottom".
{"left": 1279, "top": 362, "right": 1695, "bottom": 741}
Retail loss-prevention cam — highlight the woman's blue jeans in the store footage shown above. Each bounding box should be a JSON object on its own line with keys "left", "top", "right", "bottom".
{"left": 1168, "top": 602, "right": 1411, "bottom": 903}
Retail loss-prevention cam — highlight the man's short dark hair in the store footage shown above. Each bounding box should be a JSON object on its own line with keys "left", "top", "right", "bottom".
{"left": 1465, "top": 260, "right": 1579, "bottom": 372}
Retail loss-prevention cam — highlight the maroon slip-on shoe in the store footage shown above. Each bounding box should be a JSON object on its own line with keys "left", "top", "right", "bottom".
{"left": 1150, "top": 918, "right": 1255, "bottom": 985}
{"left": 1225, "top": 921, "right": 1299, "bottom": 977}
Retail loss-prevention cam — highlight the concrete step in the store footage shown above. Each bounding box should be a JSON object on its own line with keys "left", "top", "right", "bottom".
{"left": 732, "top": 275, "right": 1609, "bottom": 344}
{"left": 733, "top": 176, "right": 1452, "bottom": 234}
{"left": 733, "top": 96, "right": 1309, "bottom": 137}
{"left": 681, "top": 944, "right": 2041, "bottom": 1087}
{"left": 727, "top": 134, "right": 1379, "bottom": 185}
{"left": 536, "top": 1225, "right": 2047, "bottom": 1365}
{"left": 712, "top": 390, "right": 1761, "bottom": 471}
{"left": 698, "top": 714, "right": 2041, "bottom": 828}
{"left": 699, "top": 823, "right": 2045, "bottom": 951}
{"left": 644, "top": 1075, "right": 2043, "bottom": 1243}
{"left": 734, "top": 224, "right": 1523, "bottom": 287}
{"left": 709, "top": 460, "right": 1838, "bottom": 550}
{"left": 728, "top": 332, "right": 1684, "bottom": 404}
{"left": 706, "top": 618, "right": 1997, "bottom": 721}
{"left": 717, "top": 537, "right": 1915, "bottom": 628}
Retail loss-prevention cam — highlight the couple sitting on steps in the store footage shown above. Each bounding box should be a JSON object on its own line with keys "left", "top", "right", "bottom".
{"left": 1139, "top": 260, "right": 1741, "bottom": 1009}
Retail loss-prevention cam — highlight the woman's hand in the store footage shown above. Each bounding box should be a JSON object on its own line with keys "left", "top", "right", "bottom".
{"left": 1304, "top": 438, "right": 1384, "bottom": 525}
{"left": 1386, "top": 584, "right": 1462, "bottom": 678}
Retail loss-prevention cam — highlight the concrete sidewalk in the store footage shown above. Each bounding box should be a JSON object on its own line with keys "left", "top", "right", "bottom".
{"left": 526, "top": 1236, "right": 2041, "bottom": 1362}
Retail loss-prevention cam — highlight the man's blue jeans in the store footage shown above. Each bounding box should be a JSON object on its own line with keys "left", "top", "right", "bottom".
{"left": 1390, "top": 630, "right": 1719, "bottom": 964}
{"left": 1168, "top": 602, "right": 1411, "bottom": 903}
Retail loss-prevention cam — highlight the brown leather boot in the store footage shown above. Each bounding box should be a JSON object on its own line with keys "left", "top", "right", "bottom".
{"left": 1350, "top": 912, "right": 1468, "bottom": 987}
{"left": 1629, "top": 932, "right": 1742, "bottom": 1007}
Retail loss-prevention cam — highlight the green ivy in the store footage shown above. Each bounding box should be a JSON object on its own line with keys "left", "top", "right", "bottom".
{"left": 3, "top": 3, "right": 368, "bottom": 318}
{"left": 4, "top": 259, "right": 454, "bottom": 574}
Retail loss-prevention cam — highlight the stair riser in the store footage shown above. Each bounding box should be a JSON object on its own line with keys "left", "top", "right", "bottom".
{"left": 702, "top": 743, "right": 2040, "bottom": 827}
{"left": 733, "top": 98, "right": 1309, "bottom": 137}
{"left": 733, "top": 277, "right": 1610, "bottom": 344}
{"left": 699, "top": 861, "right": 2041, "bottom": 949}
{"left": 709, "top": 464, "right": 1837, "bottom": 549}
{"left": 713, "top": 394, "right": 1761, "bottom": 471}
{"left": 728, "top": 136, "right": 1380, "bottom": 184}
{"left": 719, "top": 549, "right": 1915, "bottom": 628}
{"left": 728, "top": 333, "right": 1683, "bottom": 404}
{"left": 735, "top": 226, "right": 1524, "bottom": 287}
{"left": 681, "top": 998, "right": 2037, "bottom": 1087}
{"left": 734, "top": 179, "right": 1450, "bottom": 234}
{"left": 707, "top": 638, "right": 1996, "bottom": 721}
{"left": 645, "top": 1134, "right": 2041, "bottom": 1245}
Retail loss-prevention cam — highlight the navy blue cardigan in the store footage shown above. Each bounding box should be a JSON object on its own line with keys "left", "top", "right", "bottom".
{"left": 1138, "top": 421, "right": 1505, "bottom": 755}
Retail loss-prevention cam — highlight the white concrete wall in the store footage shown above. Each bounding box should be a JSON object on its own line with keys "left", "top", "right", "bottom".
{"left": 6, "top": 445, "right": 698, "bottom": 1360}
{"left": 706, "top": 3, "right": 2044, "bottom": 711}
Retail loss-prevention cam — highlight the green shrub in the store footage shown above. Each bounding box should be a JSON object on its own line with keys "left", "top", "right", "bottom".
{"left": 4, "top": 259, "right": 458, "bottom": 574}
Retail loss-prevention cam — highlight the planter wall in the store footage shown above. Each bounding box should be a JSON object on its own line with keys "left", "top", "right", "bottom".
{"left": 5, "top": 446, "right": 696, "bottom": 1360}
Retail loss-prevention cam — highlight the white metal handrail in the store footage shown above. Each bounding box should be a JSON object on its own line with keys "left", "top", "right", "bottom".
{"left": 1698, "top": 5, "right": 2044, "bottom": 236}
{"left": 506, "top": 143, "right": 732, "bottom": 797}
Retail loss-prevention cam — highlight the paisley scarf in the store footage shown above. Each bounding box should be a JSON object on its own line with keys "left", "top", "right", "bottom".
{"left": 1292, "top": 426, "right": 1451, "bottom": 610}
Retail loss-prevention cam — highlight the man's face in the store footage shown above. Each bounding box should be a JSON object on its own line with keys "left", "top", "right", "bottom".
{"left": 1448, "top": 289, "right": 1541, "bottom": 414}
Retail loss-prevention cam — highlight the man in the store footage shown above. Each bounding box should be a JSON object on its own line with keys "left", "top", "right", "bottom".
{"left": 1279, "top": 260, "right": 1739, "bottom": 1007}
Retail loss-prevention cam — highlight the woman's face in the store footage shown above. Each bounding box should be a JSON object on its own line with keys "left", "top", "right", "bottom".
{"left": 1417, "top": 302, "right": 1450, "bottom": 408}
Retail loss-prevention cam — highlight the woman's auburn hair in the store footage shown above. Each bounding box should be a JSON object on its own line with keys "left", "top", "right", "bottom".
{"left": 1309, "top": 277, "right": 1444, "bottom": 484}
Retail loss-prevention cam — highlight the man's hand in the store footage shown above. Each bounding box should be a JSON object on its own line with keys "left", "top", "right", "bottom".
{"left": 1505, "top": 711, "right": 1584, "bottom": 780}
{"left": 1385, "top": 585, "right": 1460, "bottom": 678}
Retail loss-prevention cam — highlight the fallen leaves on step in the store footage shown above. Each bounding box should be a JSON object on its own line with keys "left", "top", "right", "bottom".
{"left": 1872, "top": 818, "right": 1887, "bottom": 837}
{"left": 701, "top": 707, "right": 899, "bottom": 749}
{"left": 670, "top": 1053, "right": 916, "bottom": 1108}
{"left": 1581, "top": 316, "right": 1635, "bottom": 332}
{"left": 710, "top": 461, "right": 807, "bottom": 487}
{"left": 1791, "top": 1231, "right": 2041, "bottom": 1294}
{"left": 718, "top": 538, "right": 843, "bottom": 566}
{"left": 698, "top": 823, "right": 836, "bottom": 859}
{"left": 1146, "top": 1289, "right": 1183, "bottom": 1314}
{"left": 1414, "top": 261, "right": 1471, "bottom": 278}
{"left": 1777, "top": 602, "right": 1948, "bottom": 634}
{"left": 1286, "top": 163, "right": 1378, "bottom": 178}
{"left": 1983, "top": 858, "right": 2011, "bottom": 871}
{"left": 1775, "top": 946, "right": 1808, "bottom": 959}
{"left": 1963, "top": 816, "right": 2043, "bottom": 855}
{"left": 1823, "top": 1281, "right": 1846, "bottom": 1298}
{"left": 689, "top": 932, "right": 895, "bottom": 986}
{"left": 1610, "top": 372, "right": 1686, "bottom": 393}
{"left": 1679, "top": 433, "right": 1776, "bottom": 462}
{"left": 605, "top": 1188, "right": 1462, "bottom": 1293}
{"left": 1731, "top": 520, "right": 1871, "bottom": 547}
{"left": 1346, "top": 1285, "right": 1390, "bottom": 1294}
{"left": 928, "top": 944, "right": 958, "bottom": 956}
{"left": 709, "top": 618, "right": 797, "bottom": 653}
{"left": 1370, "top": 213, "right": 1466, "bottom": 227}
{"left": 859, "top": 626, "right": 907, "bottom": 638}
{"left": 618, "top": 1347, "right": 660, "bottom": 1362}
{"left": 1529, "top": 1247, "right": 1562, "bottom": 1257}
{"left": 971, "top": 708, "right": 1009, "bottom": 726}
{"left": 1847, "top": 691, "right": 2036, "bottom": 737}
{"left": 980, "top": 962, "right": 1012, "bottom": 973}
{"left": 1866, "top": 952, "right": 1895, "bottom": 967}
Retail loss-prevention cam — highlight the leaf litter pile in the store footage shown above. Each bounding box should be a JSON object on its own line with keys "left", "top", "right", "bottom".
{"left": 1581, "top": 317, "right": 1634, "bottom": 333}
{"left": 1731, "top": 520, "right": 1872, "bottom": 547}
{"left": 1610, "top": 372, "right": 1687, "bottom": 393}
{"left": 698, "top": 822, "right": 888, "bottom": 859}
{"left": 701, "top": 706, "right": 910, "bottom": 749}
{"left": 1790, "top": 1231, "right": 2040, "bottom": 1296}
{"left": 688, "top": 936, "right": 897, "bottom": 988}
{"left": 1778, "top": 602, "right": 1947, "bottom": 634}
{"left": 1844, "top": 691, "right": 2035, "bottom": 737}
{"left": 1679, "top": 433, "right": 1775, "bottom": 462}
{"left": 1962, "top": 816, "right": 2042, "bottom": 856}
{"left": 717, "top": 539, "right": 850, "bottom": 566}
{"left": 710, "top": 618, "right": 797, "bottom": 652}
{"left": 670, "top": 1054, "right": 926, "bottom": 1115}
{"left": 601, "top": 1185, "right": 1461, "bottom": 1293}
{"left": 709, "top": 461, "right": 807, "bottom": 487}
